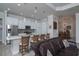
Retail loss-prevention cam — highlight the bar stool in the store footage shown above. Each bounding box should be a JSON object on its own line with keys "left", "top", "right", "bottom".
{"left": 19, "top": 36, "right": 30, "bottom": 55}
{"left": 46, "top": 33, "right": 50, "bottom": 40}
{"left": 40, "top": 34, "right": 46, "bottom": 41}
{"left": 31, "top": 35, "right": 39, "bottom": 43}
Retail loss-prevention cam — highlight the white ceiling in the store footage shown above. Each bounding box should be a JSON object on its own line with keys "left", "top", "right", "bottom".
{"left": 0, "top": 3, "right": 79, "bottom": 20}
{"left": 0, "top": 3, "right": 54, "bottom": 20}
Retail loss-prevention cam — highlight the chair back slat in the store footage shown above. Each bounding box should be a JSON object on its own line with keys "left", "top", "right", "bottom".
{"left": 40, "top": 34, "right": 46, "bottom": 41}
{"left": 21, "top": 36, "right": 30, "bottom": 45}
{"left": 32, "top": 35, "right": 39, "bottom": 42}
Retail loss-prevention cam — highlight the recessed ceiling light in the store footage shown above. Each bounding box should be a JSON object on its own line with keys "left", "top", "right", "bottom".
{"left": 7, "top": 8, "right": 11, "bottom": 11}
{"left": 17, "top": 3, "right": 21, "bottom": 6}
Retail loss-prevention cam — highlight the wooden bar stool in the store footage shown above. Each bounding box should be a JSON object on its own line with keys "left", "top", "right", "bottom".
{"left": 46, "top": 33, "right": 50, "bottom": 40}
{"left": 31, "top": 35, "right": 39, "bottom": 43}
{"left": 19, "top": 36, "right": 30, "bottom": 55}
{"left": 40, "top": 34, "right": 46, "bottom": 41}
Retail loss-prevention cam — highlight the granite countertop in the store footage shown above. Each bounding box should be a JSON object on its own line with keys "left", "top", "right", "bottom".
{"left": 7, "top": 36, "right": 21, "bottom": 40}
{"left": 6, "top": 33, "right": 37, "bottom": 41}
{"left": 7, "top": 33, "right": 30, "bottom": 40}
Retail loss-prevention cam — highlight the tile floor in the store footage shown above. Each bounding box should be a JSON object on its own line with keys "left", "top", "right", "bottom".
{"left": 0, "top": 41, "right": 79, "bottom": 56}
{"left": 0, "top": 41, "right": 52, "bottom": 56}
{"left": 0, "top": 42, "right": 35, "bottom": 56}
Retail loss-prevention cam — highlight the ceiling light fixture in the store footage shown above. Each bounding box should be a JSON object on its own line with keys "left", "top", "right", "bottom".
{"left": 7, "top": 8, "right": 11, "bottom": 11}
{"left": 17, "top": 3, "right": 21, "bottom": 6}
{"left": 34, "top": 6, "right": 38, "bottom": 13}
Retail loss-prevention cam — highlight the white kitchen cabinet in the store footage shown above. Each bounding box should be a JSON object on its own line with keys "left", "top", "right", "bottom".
{"left": 41, "top": 22, "right": 47, "bottom": 34}
{"left": 0, "top": 12, "right": 4, "bottom": 42}
{"left": 25, "top": 19, "right": 31, "bottom": 26}
{"left": 18, "top": 19, "right": 25, "bottom": 29}
{"left": 6, "top": 17, "right": 19, "bottom": 25}
{"left": 0, "top": 18, "right": 2, "bottom": 41}
{"left": 36, "top": 22, "right": 41, "bottom": 34}
{"left": 47, "top": 15, "right": 53, "bottom": 38}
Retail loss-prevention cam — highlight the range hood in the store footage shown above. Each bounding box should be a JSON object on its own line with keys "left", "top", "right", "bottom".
{"left": 25, "top": 26, "right": 35, "bottom": 34}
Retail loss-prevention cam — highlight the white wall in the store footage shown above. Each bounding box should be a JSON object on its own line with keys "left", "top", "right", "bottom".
{"left": 58, "top": 15, "right": 76, "bottom": 39}
{"left": 76, "top": 13, "right": 79, "bottom": 43}
{"left": 47, "top": 15, "right": 59, "bottom": 38}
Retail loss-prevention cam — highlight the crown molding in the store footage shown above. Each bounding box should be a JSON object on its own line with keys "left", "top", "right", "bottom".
{"left": 46, "top": 3, "right": 79, "bottom": 11}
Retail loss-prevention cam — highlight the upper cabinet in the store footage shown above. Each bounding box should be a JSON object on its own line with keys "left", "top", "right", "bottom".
{"left": 6, "top": 15, "right": 42, "bottom": 35}
{"left": 0, "top": 18, "right": 2, "bottom": 24}
{"left": 18, "top": 19, "right": 25, "bottom": 29}
{"left": 0, "top": 12, "right": 4, "bottom": 41}
{"left": 0, "top": 18, "right": 2, "bottom": 28}
{"left": 6, "top": 17, "right": 19, "bottom": 25}
{"left": 0, "top": 12, "right": 4, "bottom": 28}
{"left": 0, "top": 18, "right": 3, "bottom": 41}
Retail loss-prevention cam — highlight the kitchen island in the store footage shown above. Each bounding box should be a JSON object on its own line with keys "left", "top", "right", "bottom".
{"left": 7, "top": 36, "right": 21, "bottom": 55}
{"left": 6, "top": 33, "right": 31, "bottom": 55}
